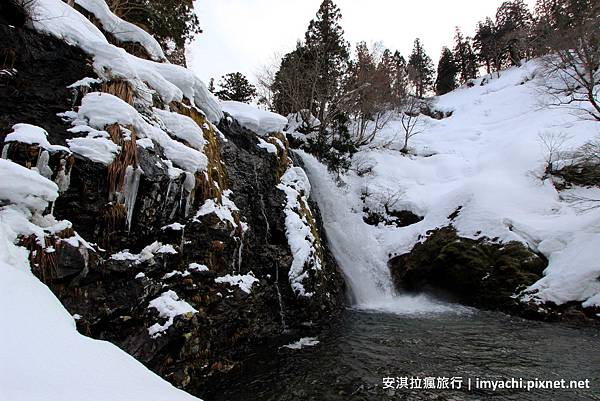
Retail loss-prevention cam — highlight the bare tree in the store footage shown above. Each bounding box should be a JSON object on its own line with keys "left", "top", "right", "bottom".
{"left": 347, "top": 43, "right": 408, "bottom": 146}
{"left": 398, "top": 96, "right": 428, "bottom": 153}
{"left": 539, "top": 5, "right": 600, "bottom": 121}
{"left": 538, "top": 131, "right": 572, "bottom": 176}
{"left": 254, "top": 52, "right": 282, "bottom": 110}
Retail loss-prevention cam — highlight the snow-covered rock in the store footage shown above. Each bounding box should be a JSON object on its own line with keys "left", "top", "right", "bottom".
{"left": 74, "top": 0, "right": 166, "bottom": 62}
{"left": 148, "top": 290, "right": 197, "bottom": 337}
{"left": 32, "top": 0, "right": 222, "bottom": 123}
{"left": 214, "top": 273, "right": 259, "bottom": 294}
{"left": 221, "top": 101, "right": 287, "bottom": 136}
{"left": 277, "top": 166, "right": 320, "bottom": 298}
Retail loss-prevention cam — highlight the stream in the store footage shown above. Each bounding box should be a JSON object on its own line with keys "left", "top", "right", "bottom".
{"left": 204, "top": 308, "right": 599, "bottom": 401}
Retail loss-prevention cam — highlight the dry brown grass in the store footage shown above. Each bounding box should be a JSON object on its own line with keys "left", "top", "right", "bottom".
{"left": 268, "top": 132, "right": 291, "bottom": 181}
{"left": 101, "top": 80, "right": 135, "bottom": 105}
{"left": 170, "top": 102, "right": 228, "bottom": 203}
{"left": 101, "top": 202, "right": 127, "bottom": 247}
{"left": 20, "top": 235, "right": 58, "bottom": 284}
{"left": 0, "top": 48, "right": 16, "bottom": 70}
{"left": 106, "top": 124, "right": 139, "bottom": 195}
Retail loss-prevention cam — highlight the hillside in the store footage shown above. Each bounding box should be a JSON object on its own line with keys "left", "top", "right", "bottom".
{"left": 296, "top": 60, "right": 600, "bottom": 317}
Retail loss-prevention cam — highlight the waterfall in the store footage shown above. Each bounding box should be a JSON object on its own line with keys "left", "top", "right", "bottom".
{"left": 254, "top": 161, "right": 286, "bottom": 328}
{"left": 296, "top": 150, "right": 462, "bottom": 315}
{"left": 275, "top": 260, "right": 287, "bottom": 331}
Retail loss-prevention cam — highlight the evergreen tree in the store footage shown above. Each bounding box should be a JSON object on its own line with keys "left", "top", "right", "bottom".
{"left": 215, "top": 72, "right": 257, "bottom": 103}
{"left": 474, "top": 18, "right": 503, "bottom": 74}
{"left": 407, "top": 38, "right": 434, "bottom": 98}
{"left": 453, "top": 28, "right": 478, "bottom": 83}
{"left": 304, "top": 0, "right": 351, "bottom": 153}
{"left": 495, "top": 0, "right": 534, "bottom": 66}
{"left": 435, "top": 47, "right": 458, "bottom": 95}
{"left": 391, "top": 51, "right": 409, "bottom": 104}
{"left": 272, "top": 42, "right": 318, "bottom": 117}
{"left": 320, "top": 113, "right": 357, "bottom": 176}
{"left": 106, "top": 0, "right": 201, "bottom": 54}
{"left": 208, "top": 78, "right": 215, "bottom": 94}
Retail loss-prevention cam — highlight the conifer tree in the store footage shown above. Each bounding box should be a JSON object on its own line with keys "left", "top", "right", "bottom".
{"left": 304, "top": 0, "right": 351, "bottom": 153}
{"left": 453, "top": 28, "right": 478, "bottom": 83}
{"left": 215, "top": 72, "right": 257, "bottom": 103}
{"left": 435, "top": 47, "right": 458, "bottom": 95}
{"left": 407, "top": 38, "right": 434, "bottom": 98}
{"left": 106, "top": 0, "right": 201, "bottom": 56}
{"left": 495, "top": 0, "right": 534, "bottom": 66}
{"left": 391, "top": 51, "right": 409, "bottom": 104}
{"left": 474, "top": 18, "right": 503, "bottom": 74}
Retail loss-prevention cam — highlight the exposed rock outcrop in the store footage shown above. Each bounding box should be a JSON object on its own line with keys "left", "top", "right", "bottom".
{"left": 1, "top": 18, "right": 344, "bottom": 396}
{"left": 388, "top": 227, "right": 548, "bottom": 316}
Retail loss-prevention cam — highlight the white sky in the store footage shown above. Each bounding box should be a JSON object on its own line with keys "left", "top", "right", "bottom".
{"left": 187, "top": 0, "right": 535, "bottom": 84}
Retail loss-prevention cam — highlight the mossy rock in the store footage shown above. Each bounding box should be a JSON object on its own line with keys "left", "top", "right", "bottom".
{"left": 389, "top": 227, "right": 547, "bottom": 312}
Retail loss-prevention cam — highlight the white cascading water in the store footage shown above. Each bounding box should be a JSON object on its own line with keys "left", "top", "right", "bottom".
{"left": 297, "top": 150, "right": 465, "bottom": 315}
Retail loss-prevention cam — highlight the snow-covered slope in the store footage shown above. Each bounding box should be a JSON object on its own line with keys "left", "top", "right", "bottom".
{"left": 303, "top": 60, "right": 600, "bottom": 310}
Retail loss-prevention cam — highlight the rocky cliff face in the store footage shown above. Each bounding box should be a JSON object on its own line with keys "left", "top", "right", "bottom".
{"left": 0, "top": 14, "right": 344, "bottom": 396}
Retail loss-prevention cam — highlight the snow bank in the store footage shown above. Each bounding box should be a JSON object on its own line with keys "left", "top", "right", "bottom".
{"left": 154, "top": 108, "right": 207, "bottom": 151}
{"left": 277, "top": 166, "right": 320, "bottom": 297}
{"left": 0, "top": 264, "right": 201, "bottom": 401}
{"left": 67, "top": 136, "right": 120, "bottom": 164}
{"left": 69, "top": 92, "right": 209, "bottom": 172}
{"left": 4, "top": 124, "right": 70, "bottom": 153}
{"left": 32, "top": 0, "right": 222, "bottom": 123}
{"left": 74, "top": 0, "right": 166, "bottom": 62}
{"left": 0, "top": 159, "right": 58, "bottom": 211}
{"left": 0, "top": 160, "right": 200, "bottom": 401}
{"left": 221, "top": 101, "right": 287, "bottom": 135}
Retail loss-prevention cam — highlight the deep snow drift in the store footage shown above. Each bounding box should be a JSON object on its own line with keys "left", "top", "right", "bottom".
{"left": 300, "top": 60, "right": 600, "bottom": 310}
{"left": 0, "top": 159, "right": 200, "bottom": 401}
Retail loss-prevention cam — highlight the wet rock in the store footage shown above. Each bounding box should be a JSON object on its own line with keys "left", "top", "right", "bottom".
{"left": 388, "top": 227, "right": 547, "bottom": 314}
{"left": 363, "top": 208, "right": 423, "bottom": 228}
{"left": 2, "top": 23, "right": 346, "bottom": 394}
{"left": 0, "top": 23, "right": 92, "bottom": 145}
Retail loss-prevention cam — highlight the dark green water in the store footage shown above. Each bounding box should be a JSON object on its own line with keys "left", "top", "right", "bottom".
{"left": 203, "top": 308, "right": 599, "bottom": 401}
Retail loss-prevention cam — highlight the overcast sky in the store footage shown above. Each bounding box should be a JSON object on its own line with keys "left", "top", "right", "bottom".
{"left": 186, "top": 0, "right": 535, "bottom": 84}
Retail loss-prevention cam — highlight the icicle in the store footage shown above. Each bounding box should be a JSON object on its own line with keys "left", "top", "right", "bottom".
{"left": 183, "top": 172, "right": 196, "bottom": 217}
{"left": 36, "top": 150, "right": 53, "bottom": 179}
{"left": 237, "top": 229, "right": 245, "bottom": 273}
{"left": 165, "top": 179, "right": 173, "bottom": 200}
{"left": 1, "top": 145, "right": 8, "bottom": 160}
{"left": 49, "top": 201, "right": 55, "bottom": 216}
{"left": 122, "top": 166, "right": 142, "bottom": 232}
{"left": 54, "top": 159, "right": 71, "bottom": 193}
